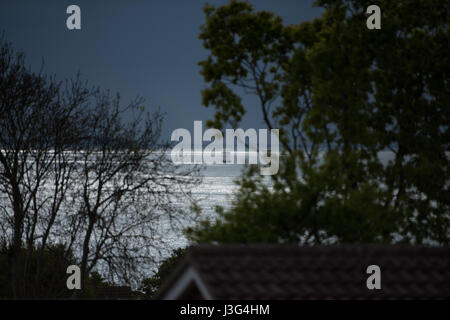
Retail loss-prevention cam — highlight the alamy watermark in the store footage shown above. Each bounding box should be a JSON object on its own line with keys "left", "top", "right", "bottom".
{"left": 170, "top": 121, "right": 280, "bottom": 175}
{"left": 65, "top": 4, "right": 380, "bottom": 31}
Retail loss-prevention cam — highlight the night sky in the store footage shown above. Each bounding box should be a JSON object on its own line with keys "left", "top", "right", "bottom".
{"left": 0, "top": 0, "right": 323, "bottom": 140}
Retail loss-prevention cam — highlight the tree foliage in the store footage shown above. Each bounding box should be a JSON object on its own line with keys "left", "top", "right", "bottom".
{"left": 138, "top": 247, "right": 186, "bottom": 298}
{"left": 189, "top": 0, "right": 449, "bottom": 245}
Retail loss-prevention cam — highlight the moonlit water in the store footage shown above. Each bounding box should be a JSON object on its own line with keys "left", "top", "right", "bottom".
{"left": 0, "top": 150, "right": 268, "bottom": 270}
{"left": 5, "top": 150, "right": 425, "bottom": 270}
{"left": 166, "top": 145, "right": 282, "bottom": 244}
{"left": 163, "top": 163, "right": 246, "bottom": 249}
{"left": 162, "top": 149, "right": 277, "bottom": 249}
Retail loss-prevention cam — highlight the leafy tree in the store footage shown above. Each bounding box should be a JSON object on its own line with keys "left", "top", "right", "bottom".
{"left": 0, "top": 242, "right": 119, "bottom": 299}
{"left": 138, "top": 248, "right": 186, "bottom": 298}
{"left": 81, "top": 271, "right": 113, "bottom": 299}
{"left": 188, "top": 0, "right": 449, "bottom": 245}
{"left": 0, "top": 243, "right": 76, "bottom": 299}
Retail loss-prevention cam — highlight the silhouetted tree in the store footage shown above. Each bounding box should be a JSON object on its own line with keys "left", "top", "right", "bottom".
{"left": 0, "top": 243, "right": 76, "bottom": 299}
{"left": 188, "top": 0, "right": 449, "bottom": 245}
{"left": 69, "top": 90, "right": 199, "bottom": 292}
{"left": 0, "top": 39, "right": 200, "bottom": 298}
{"left": 0, "top": 39, "right": 91, "bottom": 298}
{"left": 138, "top": 247, "right": 186, "bottom": 298}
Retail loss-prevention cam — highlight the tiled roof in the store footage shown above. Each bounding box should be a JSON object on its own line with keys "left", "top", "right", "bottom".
{"left": 159, "top": 245, "right": 450, "bottom": 300}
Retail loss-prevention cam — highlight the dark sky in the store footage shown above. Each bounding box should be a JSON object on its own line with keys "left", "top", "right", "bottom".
{"left": 0, "top": 0, "right": 323, "bottom": 140}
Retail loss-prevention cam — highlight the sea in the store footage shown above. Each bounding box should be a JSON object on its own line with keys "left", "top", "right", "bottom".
{"left": 163, "top": 161, "right": 267, "bottom": 249}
